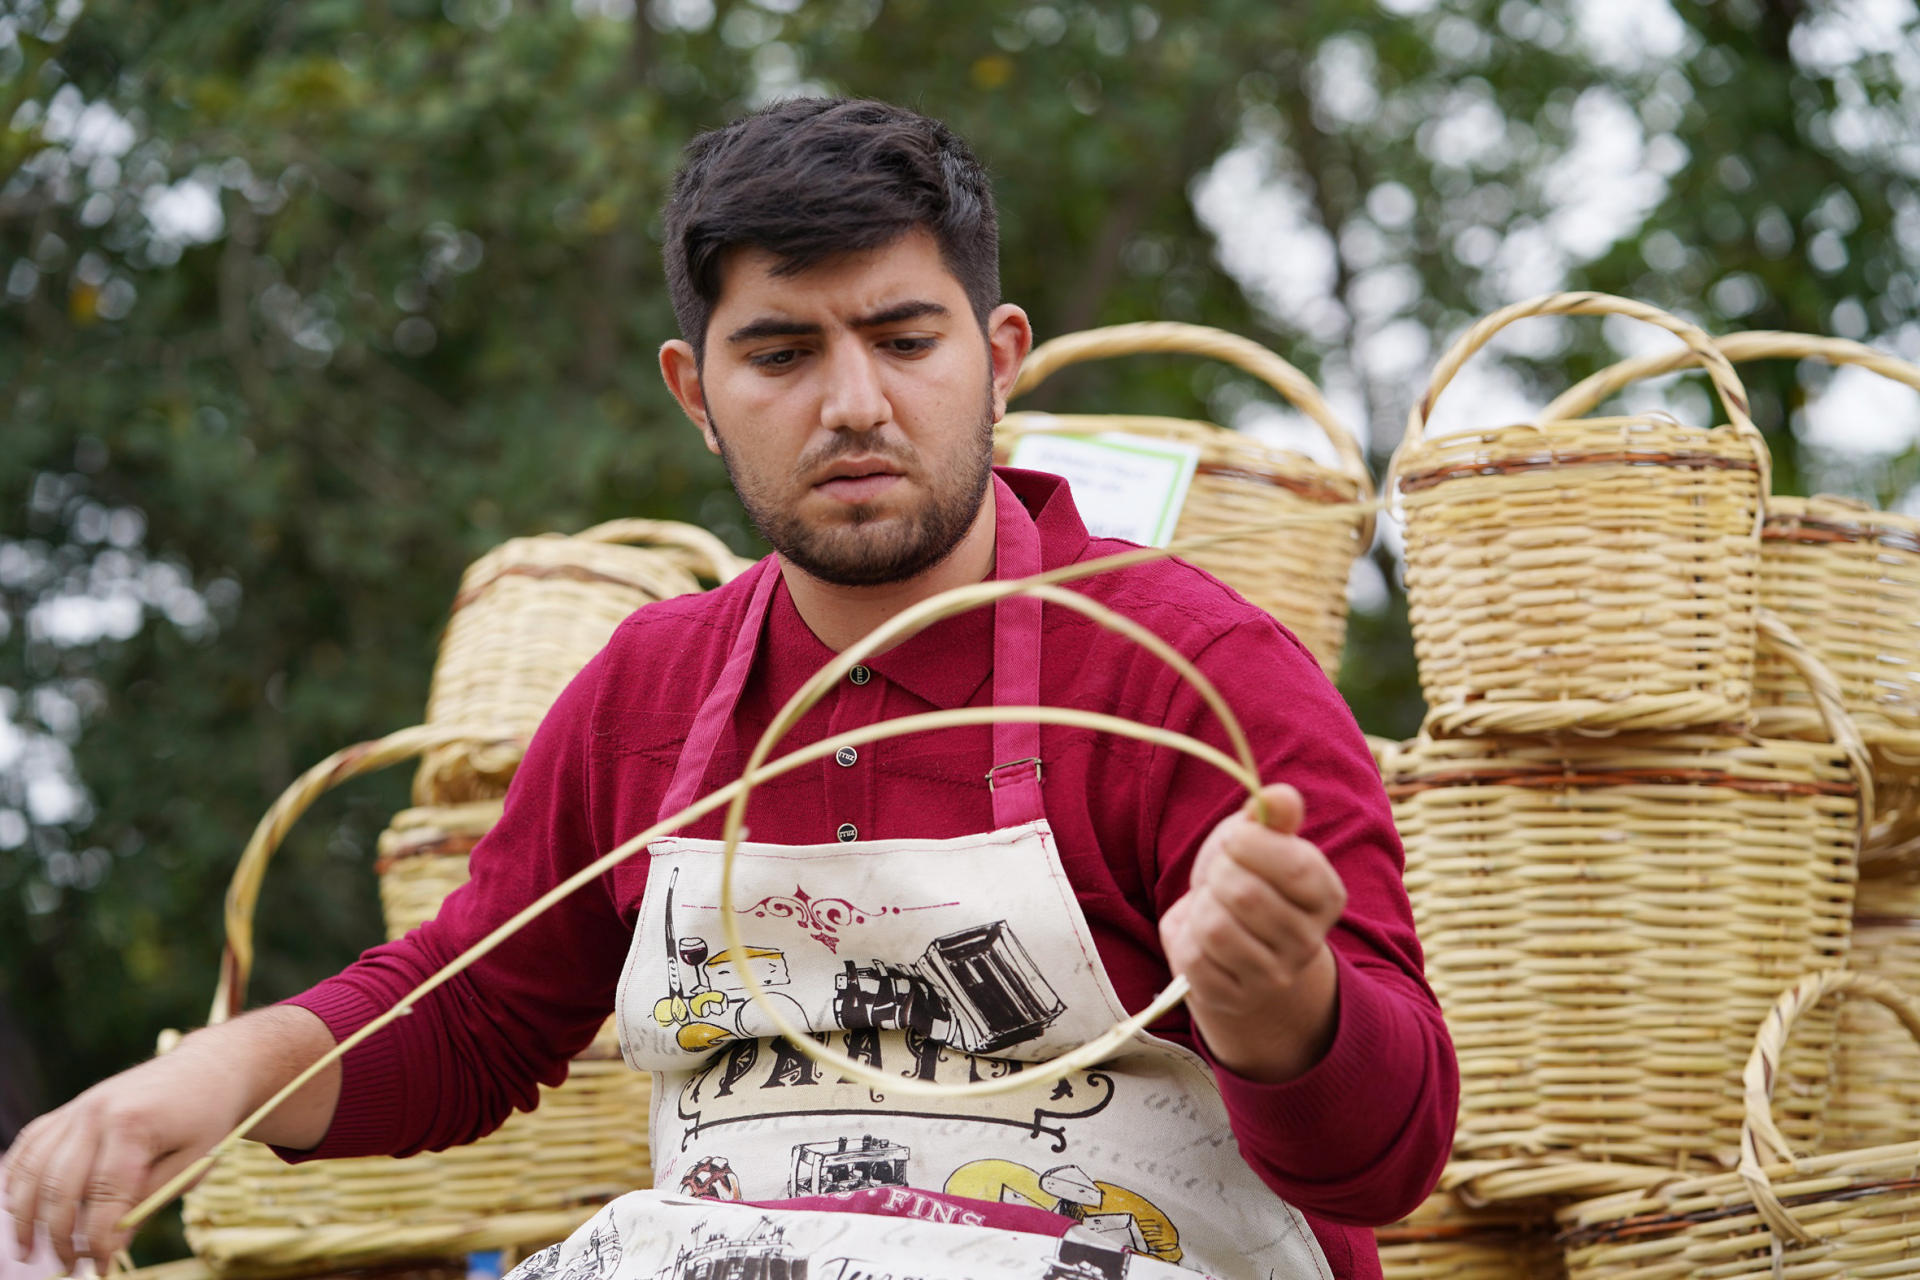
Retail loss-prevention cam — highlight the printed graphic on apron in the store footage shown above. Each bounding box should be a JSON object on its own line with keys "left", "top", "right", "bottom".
{"left": 944, "top": 1160, "right": 1179, "bottom": 1263}
{"left": 646, "top": 877, "right": 1071, "bottom": 1060}
{"left": 650, "top": 1216, "right": 805, "bottom": 1280}
{"left": 602, "top": 486, "right": 1333, "bottom": 1280}
{"left": 676, "top": 1155, "right": 743, "bottom": 1202}
{"left": 788, "top": 1134, "right": 912, "bottom": 1196}
{"left": 670, "top": 1033, "right": 1116, "bottom": 1153}
{"left": 504, "top": 1194, "right": 1207, "bottom": 1280}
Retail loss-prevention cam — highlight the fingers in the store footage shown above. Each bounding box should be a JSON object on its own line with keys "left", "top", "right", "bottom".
{"left": 1162, "top": 793, "right": 1347, "bottom": 1012}
{"left": 78, "top": 1128, "right": 150, "bottom": 1276}
{"left": 1208, "top": 811, "right": 1347, "bottom": 922}
{"left": 28, "top": 1111, "right": 100, "bottom": 1273}
{"left": 1244, "top": 782, "right": 1304, "bottom": 837}
{"left": 5, "top": 1109, "right": 67, "bottom": 1265}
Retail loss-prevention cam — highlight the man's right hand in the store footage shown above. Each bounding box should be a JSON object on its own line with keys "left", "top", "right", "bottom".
{"left": 4, "top": 1005, "right": 340, "bottom": 1276}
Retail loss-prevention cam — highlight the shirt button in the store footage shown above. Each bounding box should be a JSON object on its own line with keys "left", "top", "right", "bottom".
{"left": 835, "top": 746, "right": 858, "bottom": 768}
{"left": 848, "top": 665, "right": 872, "bottom": 686}
{"left": 836, "top": 822, "right": 858, "bottom": 842}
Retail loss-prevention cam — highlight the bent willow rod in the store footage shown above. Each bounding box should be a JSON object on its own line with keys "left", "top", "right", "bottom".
{"left": 121, "top": 499, "right": 1382, "bottom": 1237}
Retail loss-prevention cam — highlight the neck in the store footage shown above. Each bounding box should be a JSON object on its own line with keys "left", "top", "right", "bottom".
{"left": 781, "top": 496, "right": 999, "bottom": 654}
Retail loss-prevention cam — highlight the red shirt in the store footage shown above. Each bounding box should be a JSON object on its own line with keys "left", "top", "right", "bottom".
{"left": 286, "top": 468, "right": 1455, "bottom": 1278}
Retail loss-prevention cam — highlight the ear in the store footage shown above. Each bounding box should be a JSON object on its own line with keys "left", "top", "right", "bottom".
{"left": 660, "top": 339, "right": 720, "bottom": 454}
{"left": 985, "top": 304, "right": 1034, "bottom": 422}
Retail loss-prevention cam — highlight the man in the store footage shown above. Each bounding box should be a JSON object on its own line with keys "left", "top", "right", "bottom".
{"left": 6, "top": 99, "right": 1454, "bottom": 1279}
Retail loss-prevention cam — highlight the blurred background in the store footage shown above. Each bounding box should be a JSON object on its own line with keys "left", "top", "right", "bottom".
{"left": 2, "top": 0, "right": 1918, "bottom": 1257}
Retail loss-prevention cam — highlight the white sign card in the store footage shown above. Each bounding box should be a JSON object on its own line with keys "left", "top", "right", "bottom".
{"left": 1006, "top": 429, "right": 1201, "bottom": 547}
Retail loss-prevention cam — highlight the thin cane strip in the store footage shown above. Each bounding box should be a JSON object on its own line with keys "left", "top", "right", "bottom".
{"left": 747, "top": 578, "right": 1260, "bottom": 810}
{"left": 123, "top": 503, "right": 1372, "bottom": 1238}
{"left": 1003, "top": 322, "right": 1374, "bottom": 676}
{"left": 121, "top": 703, "right": 1246, "bottom": 1235}
{"left": 716, "top": 581, "right": 1264, "bottom": 1097}
{"left": 213, "top": 724, "right": 516, "bottom": 1023}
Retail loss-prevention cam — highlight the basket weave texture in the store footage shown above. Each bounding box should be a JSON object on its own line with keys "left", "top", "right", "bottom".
{"left": 1387, "top": 614, "right": 1863, "bottom": 1170}
{"left": 1376, "top": 1187, "right": 1566, "bottom": 1280}
{"left": 994, "top": 322, "right": 1372, "bottom": 677}
{"left": 417, "top": 519, "right": 745, "bottom": 804}
{"left": 1827, "top": 874, "right": 1920, "bottom": 1151}
{"left": 1556, "top": 970, "right": 1920, "bottom": 1280}
{"left": 1389, "top": 293, "right": 1769, "bottom": 736}
{"left": 376, "top": 801, "right": 504, "bottom": 937}
{"left": 185, "top": 762, "right": 652, "bottom": 1275}
{"left": 1544, "top": 331, "right": 1920, "bottom": 870}
{"left": 178, "top": 522, "right": 744, "bottom": 1274}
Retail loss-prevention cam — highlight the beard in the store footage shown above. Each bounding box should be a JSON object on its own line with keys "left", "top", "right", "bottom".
{"left": 712, "top": 400, "right": 996, "bottom": 589}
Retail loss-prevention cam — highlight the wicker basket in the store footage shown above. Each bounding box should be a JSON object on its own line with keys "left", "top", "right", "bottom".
{"left": 1543, "top": 331, "right": 1920, "bottom": 871}
{"left": 995, "top": 322, "right": 1374, "bottom": 676}
{"left": 1377, "top": 1186, "right": 1566, "bottom": 1280}
{"left": 375, "top": 800, "right": 506, "bottom": 940}
{"left": 1556, "top": 970, "right": 1920, "bottom": 1280}
{"left": 1387, "top": 612, "right": 1864, "bottom": 1172}
{"left": 1827, "top": 873, "right": 1920, "bottom": 1151}
{"left": 183, "top": 732, "right": 652, "bottom": 1277}
{"left": 373, "top": 802, "right": 625, "bottom": 1059}
{"left": 416, "top": 519, "right": 745, "bottom": 804}
{"left": 1387, "top": 293, "right": 1769, "bottom": 736}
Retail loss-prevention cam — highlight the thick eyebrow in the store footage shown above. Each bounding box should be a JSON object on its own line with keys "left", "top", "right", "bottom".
{"left": 724, "top": 299, "right": 950, "bottom": 345}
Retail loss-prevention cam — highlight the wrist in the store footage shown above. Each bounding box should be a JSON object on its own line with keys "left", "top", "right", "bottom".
{"left": 1191, "top": 944, "right": 1340, "bottom": 1085}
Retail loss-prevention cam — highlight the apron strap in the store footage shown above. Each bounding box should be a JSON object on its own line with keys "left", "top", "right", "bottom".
{"left": 987, "top": 474, "right": 1045, "bottom": 828}
{"left": 658, "top": 556, "right": 781, "bottom": 817}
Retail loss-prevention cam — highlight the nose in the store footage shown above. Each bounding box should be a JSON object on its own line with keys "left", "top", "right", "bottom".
{"left": 818, "top": 339, "right": 891, "bottom": 433}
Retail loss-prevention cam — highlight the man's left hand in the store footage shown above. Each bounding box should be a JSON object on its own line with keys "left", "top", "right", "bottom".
{"left": 1158, "top": 782, "right": 1345, "bottom": 1084}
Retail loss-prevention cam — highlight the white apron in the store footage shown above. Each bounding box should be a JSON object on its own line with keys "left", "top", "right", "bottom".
{"left": 520, "top": 479, "right": 1332, "bottom": 1280}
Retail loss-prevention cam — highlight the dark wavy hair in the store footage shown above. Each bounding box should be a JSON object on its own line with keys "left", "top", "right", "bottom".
{"left": 663, "top": 98, "right": 1001, "bottom": 361}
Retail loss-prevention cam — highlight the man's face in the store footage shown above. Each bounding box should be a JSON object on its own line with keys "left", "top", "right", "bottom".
{"left": 661, "top": 229, "right": 1030, "bottom": 587}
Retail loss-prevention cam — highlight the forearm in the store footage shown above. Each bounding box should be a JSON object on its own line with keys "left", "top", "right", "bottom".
{"left": 174, "top": 1004, "right": 340, "bottom": 1151}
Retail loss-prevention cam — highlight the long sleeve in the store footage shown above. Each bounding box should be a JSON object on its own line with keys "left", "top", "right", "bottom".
{"left": 1141, "top": 616, "right": 1457, "bottom": 1227}
{"left": 278, "top": 651, "right": 631, "bottom": 1160}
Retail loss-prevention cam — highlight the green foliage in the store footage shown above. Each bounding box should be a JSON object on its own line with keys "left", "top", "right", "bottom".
{"left": 2, "top": 0, "right": 1916, "bottom": 1259}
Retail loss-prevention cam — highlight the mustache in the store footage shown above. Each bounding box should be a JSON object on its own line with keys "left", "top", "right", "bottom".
{"left": 797, "top": 432, "right": 916, "bottom": 476}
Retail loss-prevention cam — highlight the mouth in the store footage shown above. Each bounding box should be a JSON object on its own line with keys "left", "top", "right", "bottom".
{"left": 812, "top": 460, "right": 906, "bottom": 503}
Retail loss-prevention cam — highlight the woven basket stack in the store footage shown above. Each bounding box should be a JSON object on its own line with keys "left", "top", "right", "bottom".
{"left": 996, "top": 321, "right": 1375, "bottom": 677}
{"left": 174, "top": 521, "right": 746, "bottom": 1280}
{"left": 1372, "top": 297, "right": 1920, "bottom": 1276}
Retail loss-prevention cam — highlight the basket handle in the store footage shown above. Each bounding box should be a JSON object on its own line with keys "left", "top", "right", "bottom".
{"left": 1541, "top": 329, "right": 1920, "bottom": 423}
{"left": 1756, "top": 608, "right": 1875, "bottom": 829}
{"left": 1738, "top": 969, "right": 1920, "bottom": 1244}
{"left": 573, "top": 518, "right": 748, "bottom": 584}
{"left": 210, "top": 723, "right": 515, "bottom": 1026}
{"left": 1393, "top": 291, "right": 1770, "bottom": 496}
{"left": 1009, "top": 321, "right": 1373, "bottom": 496}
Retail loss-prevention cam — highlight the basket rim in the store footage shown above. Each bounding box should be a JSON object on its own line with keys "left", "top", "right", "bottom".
{"left": 1392, "top": 292, "right": 1769, "bottom": 502}
{"left": 998, "top": 411, "right": 1366, "bottom": 505}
